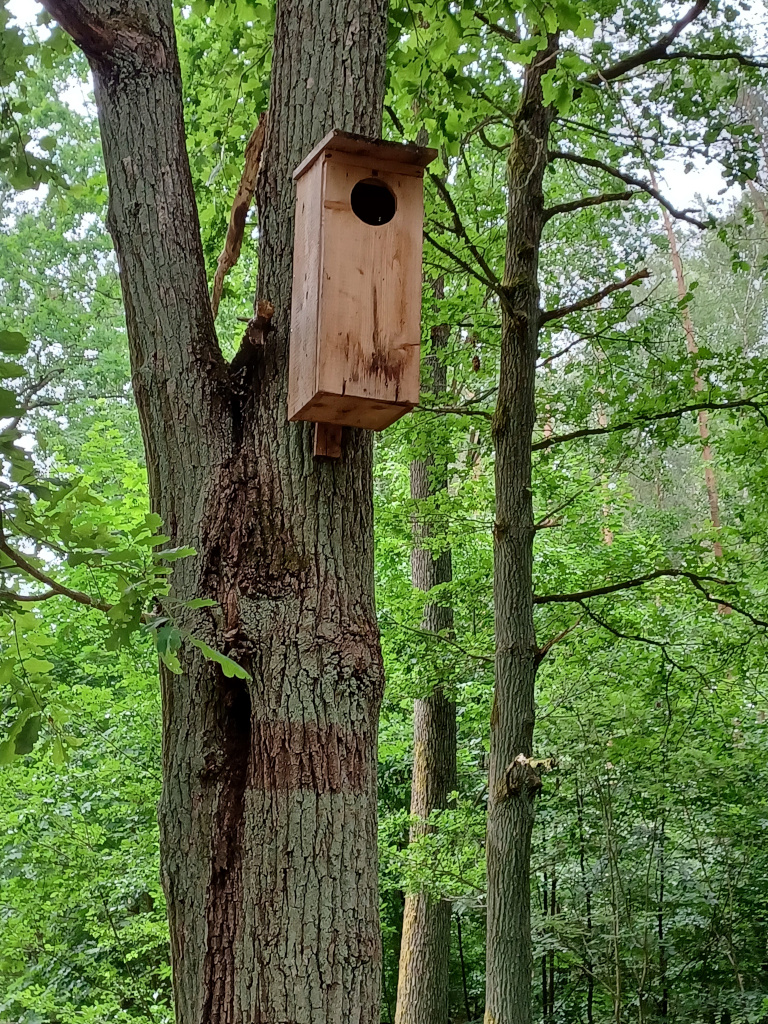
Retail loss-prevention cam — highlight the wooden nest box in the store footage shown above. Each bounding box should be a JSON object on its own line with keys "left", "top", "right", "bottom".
{"left": 288, "top": 130, "right": 436, "bottom": 446}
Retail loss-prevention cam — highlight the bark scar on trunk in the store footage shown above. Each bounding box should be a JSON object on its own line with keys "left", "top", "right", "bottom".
{"left": 498, "top": 753, "right": 544, "bottom": 800}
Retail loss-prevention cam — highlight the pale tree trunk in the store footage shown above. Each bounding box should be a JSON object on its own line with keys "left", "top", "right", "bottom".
{"left": 741, "top": 91, "right": 768, "bottom": 226}
{"left": 747, "top": 180, "right": 768, "bottom": 227}
{"left": 395, "top": 312, "right": 457, "bottom": 1024}
{"left": 41, "top": 2, "right": 388, "bottom": 1022}
{"left": 485, "top": 35, "right": 558, "bottom": 1024}
{"left": 651, "top": 170, "right": 724, "bottom": 558}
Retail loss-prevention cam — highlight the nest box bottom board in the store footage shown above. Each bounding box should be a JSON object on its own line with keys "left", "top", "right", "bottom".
{"left": 289, "top": 392, "right": 414, "bottom": 431}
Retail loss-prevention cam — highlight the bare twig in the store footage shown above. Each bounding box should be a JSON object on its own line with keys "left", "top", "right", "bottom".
{"left": 538, "top": 335, "right": 584, "bottom": 366}
{"left": 380, "top": 611, "right": 493, "bottom": 664}
{"left": 417, "top": 403, "right": 494, "bottom": 421}
{"left": 427, "top": 172, "right": 503, "bottom": 291}
{"left": 535, "top": 491, "right": 584, "bottom": 527}
{"left": 424, "top": 230, "right": 503, "bottom": 296}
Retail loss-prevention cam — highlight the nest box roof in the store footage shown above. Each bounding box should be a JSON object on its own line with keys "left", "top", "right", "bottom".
{"left": 292, "top": 130, "right": 438, "bottom": 181}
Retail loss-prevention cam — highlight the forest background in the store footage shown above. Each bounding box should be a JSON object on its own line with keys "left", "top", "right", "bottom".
{"left": 2, "top": 1, "right": 768, "bottom": 1023}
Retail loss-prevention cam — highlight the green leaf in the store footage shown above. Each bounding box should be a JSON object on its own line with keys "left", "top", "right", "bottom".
{"left": 24, "top": 657, "right": 54, "bottom": 674}
{"left": 189, "top": 637, "right": 251, "bottom": 680}
{"left": 154, "top": 545, "right": 196, "bottom": 561}
{"left": 0, "top": 330, "right": 27, "bottom": 355}
{"left": 0, "top": 738, "right": 17, "bottom": 765}
{"left": 0, "top": 386, "right": 19, "bottom": 416}
{"left": 14, "top": 713, "right": 42, "bottom": 755}
{"left": 0, "top": 359, "right": 26, "bottom": 378}
{"left": 156, "top": 624, "right": 182, "bottom": 656}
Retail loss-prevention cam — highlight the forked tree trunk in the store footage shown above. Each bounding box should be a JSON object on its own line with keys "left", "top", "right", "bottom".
{"left": 486, "top": 35, "right": 558, "bottom": 1024}
{"left": 42, "top": 1, "right": 388, "bottom": 1022}
{"left": 395, "top": 315, "right": 457, "bottom": 1024}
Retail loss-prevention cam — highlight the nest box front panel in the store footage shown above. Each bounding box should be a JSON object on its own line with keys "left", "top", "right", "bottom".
{"left": 315, "top": 155, "right": 423, "bottom": 420}
{"left": 288, "top": 141, "right": 426, "bottom": 432}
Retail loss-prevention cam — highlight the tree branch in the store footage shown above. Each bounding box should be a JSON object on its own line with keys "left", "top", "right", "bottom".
{"left": 424, "top": 230, "right": 503, "bottom": 297}
{"left": 583, "top": 1, "right": 710, "bottom": 86}
{"left": 0, "top": 510, "right": 111, "bottom": 614}
{"left": 666, "top": 49, "right": 768, "bottom": 68}
{"left": 576, "top": 601, "right": 702, "bottom": 677}
{"left": 0, "top": 588, "right": 58, "bottom": 603}
{"left": 536, "top": 618, "right": 581, "bottom": 662}
{"left": 538, "top": 335, "right": 584, "bottom": 366}
{"left": 685, "top": 575, "right": 768, "bottom": 628}
{"left": 427, "top": 171, "right": 503, "bottom": 291}
{"left": 543, "top": 190, "right": 638, "bottom": 222}
{"left": 386, "top": 100, "right": 503, "bottom": 297}
{"left": 211, "top": 113, "right": 267, "bottom": 319}
{"left": 417, "top": 403, "right": 494, "bottom": 421}
{"left": 533, "top": 397, "right": 766, "bottom": 451}
{"left": 380, "top": 611, "right": 493, "bottom": 664}
{"left": 38, "top": 0, "right": 119, "bottom": 57}
{"left": 535, "top": 568, "right": 733, "bottom": 605}
{"left": 549, "top": 150, "right": 708, "bottom": 228}
{"left": 534, "top": 491, "right": 584, "bottom": 527}
{"left": 474, "top": 9, "right": 520, "bottom": 44}
{"left": 540, "top": 269, "right": 649, "bottom": 325}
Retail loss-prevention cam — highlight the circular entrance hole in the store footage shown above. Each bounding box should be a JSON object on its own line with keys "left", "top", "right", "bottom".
{"left": 350, "top": 178, "right": 397, "bottom": 226}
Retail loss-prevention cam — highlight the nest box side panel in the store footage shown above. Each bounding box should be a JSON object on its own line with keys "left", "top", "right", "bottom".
{"left": 317, "top": 156, "right": 423, "bottom": 416}
{"left": 288, "top": 158, "right": 325, "bottom": 420}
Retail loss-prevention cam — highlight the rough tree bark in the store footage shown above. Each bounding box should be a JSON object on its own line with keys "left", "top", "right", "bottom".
{"left": 40, "top": 1, "right": 389, "bottom": 1022}
{"left": 485, "top": 35, "right": 558, "bottom": 1024}
{"left": 395, "top": 310, "right": 457, "bottom": 1024}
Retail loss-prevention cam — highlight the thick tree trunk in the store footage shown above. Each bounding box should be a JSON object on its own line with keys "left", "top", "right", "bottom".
{"left": 485, "top": 36, "right": 558, "bottom": 1024}
{"left": 395, "top": 316, "right": 457, "bottom": 1024}
{"left": 43, "top": 1, "right": 389, "bottom": 1022}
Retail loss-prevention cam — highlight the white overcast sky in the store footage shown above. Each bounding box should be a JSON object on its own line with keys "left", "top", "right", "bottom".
{"left": 7, "top": 0, "right": 764, "bottom": 212}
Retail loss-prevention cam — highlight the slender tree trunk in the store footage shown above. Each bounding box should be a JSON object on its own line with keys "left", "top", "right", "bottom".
{"left": 486, "top": 34, "right": 558, "bottom": 1024}
{"left": 457, "top": 912, "right": 474, "bottom": 1023}
{"left": 43, "top": 2, "right": 389, "bottom": 1021}
{"left": 651, "top": 170, "right": 724, "bottom": 558}
{"left": 658, "top": 811, "right": 668, "bottom": 1020}
{"left": 576, "top": 781, "right": 595, "bottom": 1024}
{"left": 747, "top": 180, "right": 768, "bottom": 228}
{"left": 542, "top": 852, "right": 549, "bottom": 1023}
{"left": 549, "top": 868, "right": 556, "bottom": 1020}
{"left": 395, "top": 310, "right": 457, "bottom": 1024}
